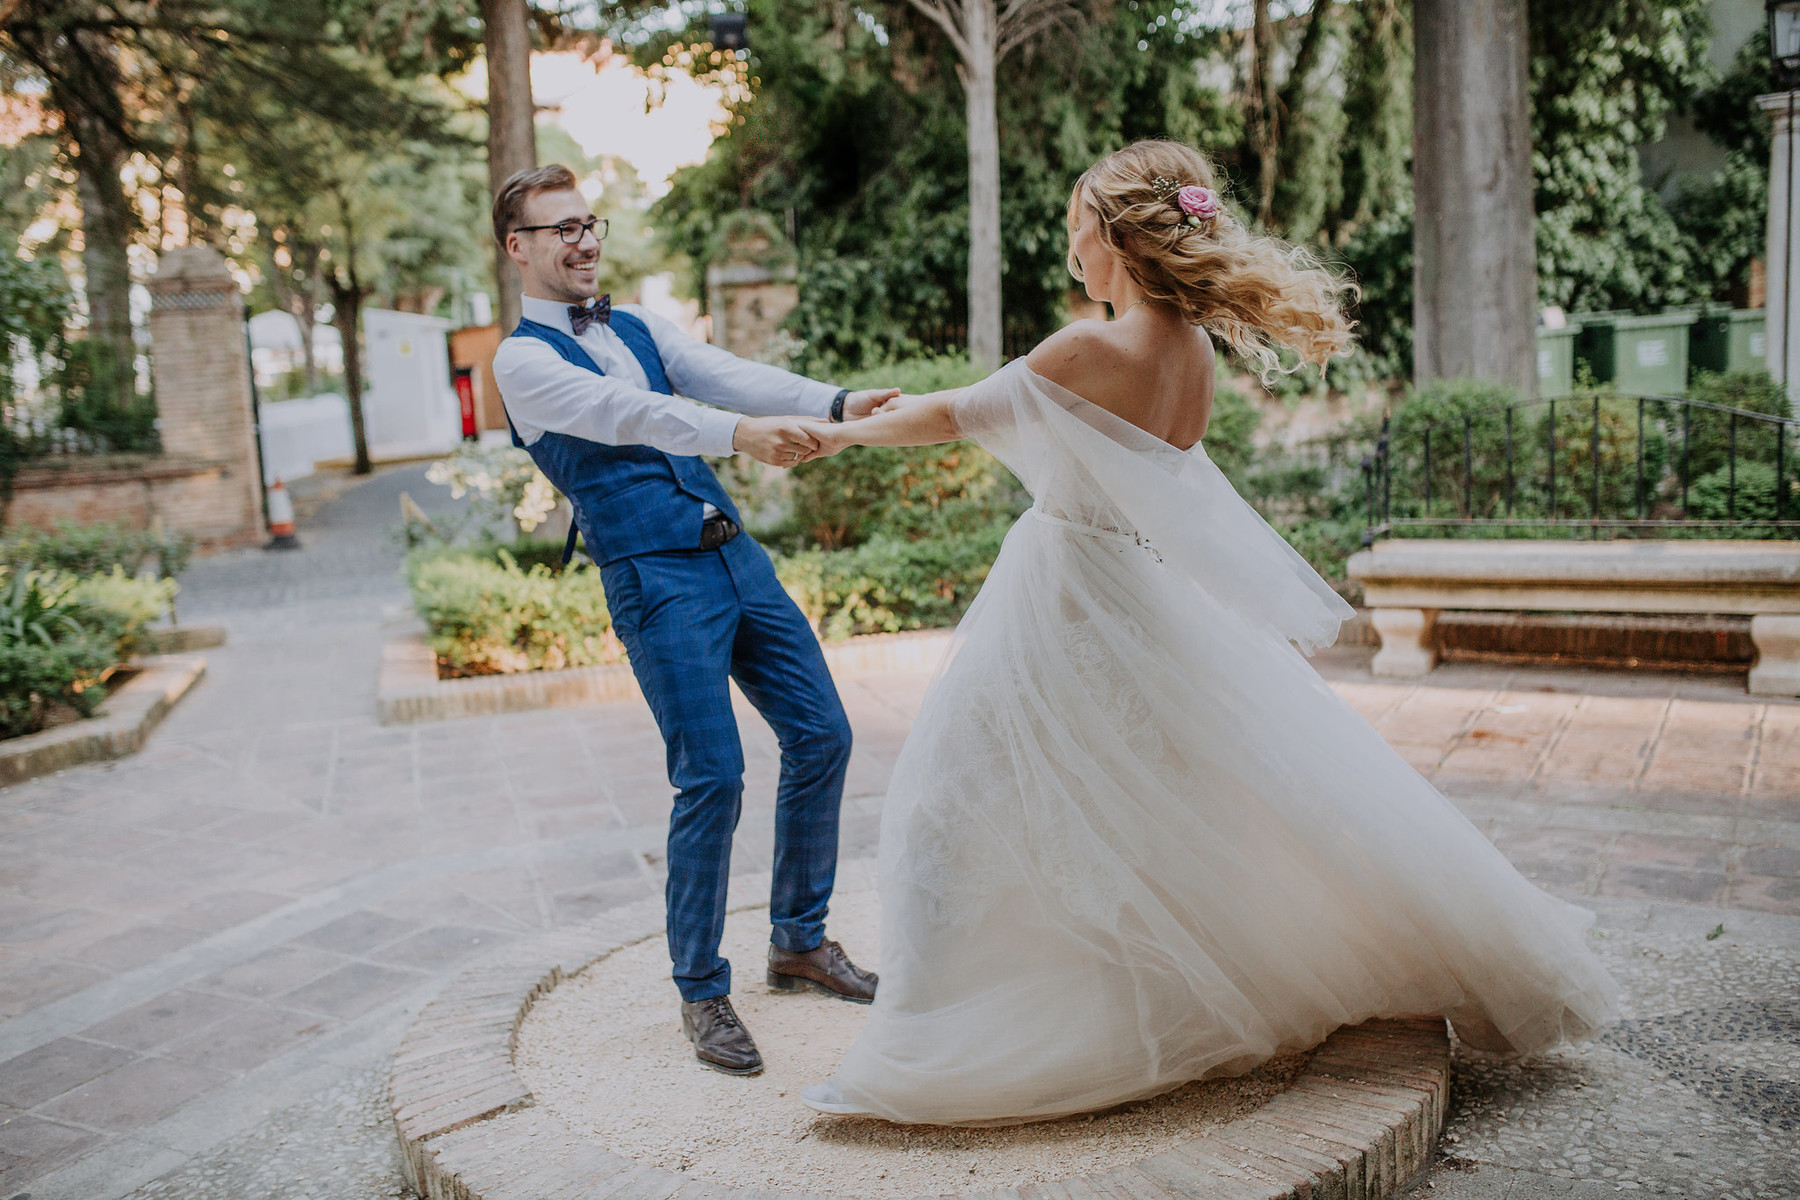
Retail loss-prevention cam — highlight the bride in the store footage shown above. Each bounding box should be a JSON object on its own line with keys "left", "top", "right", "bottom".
{"left": 792, "top": 140, "right": 1618, "bottom": 1126}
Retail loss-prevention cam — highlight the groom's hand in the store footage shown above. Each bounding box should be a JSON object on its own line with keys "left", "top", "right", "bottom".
{"left": 734, "top": 416, "right": 820, "bottom": 468}
{"left": 841, "top": 388, "right": 901, "bottom": 420}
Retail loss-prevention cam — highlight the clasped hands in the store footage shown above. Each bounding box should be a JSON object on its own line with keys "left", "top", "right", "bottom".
{"left": 731, "top": 388, "right": 902, "bottom": 467}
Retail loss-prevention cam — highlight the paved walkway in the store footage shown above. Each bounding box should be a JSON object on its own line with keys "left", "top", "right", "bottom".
{"left": 0, "top": 466, "right": 1795, "bottom": 1199}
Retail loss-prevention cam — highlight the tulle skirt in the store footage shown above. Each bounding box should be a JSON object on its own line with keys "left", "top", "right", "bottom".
{"left": 821, "top": 510, "right": 1619, "bottom": 1125}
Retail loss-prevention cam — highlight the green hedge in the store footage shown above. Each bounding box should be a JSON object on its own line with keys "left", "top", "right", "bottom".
{"left": 406, "top": 523, "right": 1014, "bottom": 669}
{"left": 775, "top": 524, "right": 1010, "bottom": 640}
{"left": 0, "top": 519, "right": 193, "bottom": 579}
{"left": 405, "top": 548, "right": 621, "bottom": 675}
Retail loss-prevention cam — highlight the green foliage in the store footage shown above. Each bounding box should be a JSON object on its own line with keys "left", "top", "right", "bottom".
{"left": 646, "top": 0, "right": 1238, "bottom": 373}
{"left": 1688, "top": 460, "right": 1786, "bottom": 522}
{"left": 776, "top": 524, "right": 1010, "bottom": 640}
{"left": 0, "top": 519, "right": 193, "bottom": 579}
{"left": 1198, "top": 380, "right": 1262, "bottom": 493}
{"left": 52, "top": 340, "right": 160, "bottom": 454}
{"left": 70, "top": 568, "right": 180, "bottom": 656}
{"left": 773, "top": 357, "right": 1024, "bottom": 550}
{"left": 1680, "top": 369, "right": 1794, "bottom": 482}
{"left": 0, "top": 565, "right": 169, "bottom": 738}
{"left": 1529, "top": 0, "right": 1713, "bottom": 314}
{"left": 404, "top": 548, "right": 622, "bottom": 675}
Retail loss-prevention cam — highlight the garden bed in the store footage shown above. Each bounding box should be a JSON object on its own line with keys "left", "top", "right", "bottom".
{"left": 0, "top": 654, "right": 206, "bottom": 786}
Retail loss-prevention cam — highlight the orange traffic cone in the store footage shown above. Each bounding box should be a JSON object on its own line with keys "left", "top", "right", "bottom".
{"left": 265, "top": 478, "right": 300, "bottom": 550}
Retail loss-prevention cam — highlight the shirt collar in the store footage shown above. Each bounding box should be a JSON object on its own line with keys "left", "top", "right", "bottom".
{"left": 520, "top": 294, "right": 605, "bottom": 335}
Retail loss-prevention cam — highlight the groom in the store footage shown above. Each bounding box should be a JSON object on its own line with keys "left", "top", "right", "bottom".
{"left": 490, "top": 165, "right": 888, "bottom": 1076}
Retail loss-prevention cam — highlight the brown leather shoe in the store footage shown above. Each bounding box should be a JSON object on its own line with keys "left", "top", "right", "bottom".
{"left": 680, "top": 996, "right": 763, "bottom": 1076}
{"left": 767, "top": 938, "right": 878, "bottom": 1004}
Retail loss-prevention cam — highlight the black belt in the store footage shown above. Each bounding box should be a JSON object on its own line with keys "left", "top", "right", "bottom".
{"left": 560, "top": 511, "right": 741, "bottom": 565}
{"left": 699, "top": 512, "right": 741, "bottom": 551}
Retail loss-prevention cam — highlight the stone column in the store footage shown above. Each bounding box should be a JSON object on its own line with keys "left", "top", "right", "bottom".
{"left": 148, "top": 246, "right": 263, "bottom": 546}
{"left": 1412, "top": 0, "right": 1536, "bottom": 395}
{"left": 1760, "top": 92, "right": 1800, "bottom": 412}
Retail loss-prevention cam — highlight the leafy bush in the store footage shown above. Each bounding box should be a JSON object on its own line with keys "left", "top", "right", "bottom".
{"left": 1687, "top": 461, "right": 1788, "bottom": 523}
{"left": 0, "top": 566, "right": 170, "bottom": 739}
{"left": 0, "top": 520, "right": 193, "bottom": 579}
{"left": 775, "top": 355, "right": 1028, "bottom": 551}
{"left": 1681, "top": 369, "right": 1792, "bottom": 481}
{"left": 405, "top": 548, "right": 621, "bottom": 675}
{"left": 776, "top": 524, "right": 1010, "bottom": 640}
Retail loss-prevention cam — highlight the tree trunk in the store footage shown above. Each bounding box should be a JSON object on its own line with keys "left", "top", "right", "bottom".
{"left": 962, "top": 0, "right": 1002, "bottom": 370}
{"left": 1412, "top": 0, "right": 1536, "bottom": 393}
{"left": 332, "top": 283, "right": 371, "bottom": 474}
{"left": 482, "top": 0, "right": 537, "bottom": 334}
{"left": 69, "top": 106, "right": 136, "bottom": 412}
{"left": 1249, "top": 0, "right": 1280, "bottom": 228}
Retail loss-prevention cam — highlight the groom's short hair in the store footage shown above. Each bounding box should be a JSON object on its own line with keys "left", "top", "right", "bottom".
{"left": 492, "top": 164, "right": 580, "bottom": 246}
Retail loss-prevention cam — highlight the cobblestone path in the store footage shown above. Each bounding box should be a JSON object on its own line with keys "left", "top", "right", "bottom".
{"left": 0, "top": 466, "right": 1794, "bottom": 1200}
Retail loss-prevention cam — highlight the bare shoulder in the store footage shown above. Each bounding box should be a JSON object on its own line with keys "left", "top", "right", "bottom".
{"left": 1026, "top": 320, "right": 1130, "bottom": 393}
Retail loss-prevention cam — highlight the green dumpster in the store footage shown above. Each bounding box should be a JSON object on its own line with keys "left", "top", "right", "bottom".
{"left": 1536, "top": 322, "right": 1583, "bottom": 399}
{"left": 1573, "top": 308, "right": 1697, "bottom": 395}
{"left": 1689, "top": 308, "right": 1767, "bottom": 377}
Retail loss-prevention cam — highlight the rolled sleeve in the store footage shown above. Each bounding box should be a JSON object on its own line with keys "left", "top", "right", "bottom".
{"left": 631, "top": 307, "right": 840, "bottom": 420}
{"left": 493, "top": 336, "right": 743, "bottom": 457}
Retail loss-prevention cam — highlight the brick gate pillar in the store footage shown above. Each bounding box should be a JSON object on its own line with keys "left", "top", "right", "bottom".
{"left": 148, "top": 246, "right": 263, "bottom": 547}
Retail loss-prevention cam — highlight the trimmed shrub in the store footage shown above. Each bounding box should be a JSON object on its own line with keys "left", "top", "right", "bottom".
{"left": 406, "top": 549, "right": 621, "bottom": 675}
{"left": 0, "top": 520, "right": 193, "bottom": 579}
{"left": 776, "top": 355, "right": 1027, "bottom": 551}
{"left": 777, "top": 524, "right": 1010, "bottom": 640}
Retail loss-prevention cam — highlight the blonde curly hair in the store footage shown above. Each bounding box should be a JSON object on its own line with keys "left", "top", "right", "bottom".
{"left": 1069, "top": 140, "right": 1357, "bottom": 378}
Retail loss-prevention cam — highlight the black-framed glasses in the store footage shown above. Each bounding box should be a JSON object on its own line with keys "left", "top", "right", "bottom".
{"left": 514, "top": 217, "right": 608, "bottom": 244}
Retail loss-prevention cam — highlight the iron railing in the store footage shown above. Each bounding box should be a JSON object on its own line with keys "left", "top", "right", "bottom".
{"left": 1362, "top": 391, "right": 1800, "bottom": 544}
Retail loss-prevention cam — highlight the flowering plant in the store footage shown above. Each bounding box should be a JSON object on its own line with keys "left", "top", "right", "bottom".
{"left": 424, "top": 443, "right": 563, "bottom": 534}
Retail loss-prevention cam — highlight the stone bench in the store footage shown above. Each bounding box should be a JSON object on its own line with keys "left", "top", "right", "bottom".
{"left": 1344, "top": 539, "right": 1800, "bottom": 696}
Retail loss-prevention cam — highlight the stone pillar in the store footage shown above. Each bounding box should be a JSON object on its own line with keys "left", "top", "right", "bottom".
{"left": 1760, "top": 92, "right": 1800, "bottom": 412}
{"left": 705, "top": 263, "right": 800, "bottom": 360}
{"left": 148, "top": 246, "right": 263, "bottom": 546}
{"left": 1412, "top": 0, "right": 1536, "bottom": 395}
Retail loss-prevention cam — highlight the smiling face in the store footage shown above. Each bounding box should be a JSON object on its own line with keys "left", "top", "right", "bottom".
{"left": 505, "top": 187, "right": 602, "bottom": 304}
{"left": 1067, "top": 188, "right": 1123, "bottom": 304}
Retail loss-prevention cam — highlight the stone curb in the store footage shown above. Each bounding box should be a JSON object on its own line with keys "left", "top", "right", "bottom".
{"left": 377, "top": 629, "right": 959, "bottom": 726}
{"left": 0, "top": 654, "right": 207, "bottom": 788}
{"left": 141, "top": 624, "right": 229, "bottom": 654}
{"left": 390, "top": 876, "right": 1449, "bottom": 1200}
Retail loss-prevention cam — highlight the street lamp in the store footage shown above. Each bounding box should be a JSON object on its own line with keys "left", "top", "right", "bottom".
{"left": 710, "top": 12, "right": 748, "bottom": 52}
{"left": 1773, "top": 3, "right": 1800, "bottom": 399}
{"left": 1772, "top": 1, "right": 1800, "bottom": 89}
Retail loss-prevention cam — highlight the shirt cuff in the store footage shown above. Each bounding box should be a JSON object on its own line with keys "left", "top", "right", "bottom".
{"left": 698, "top": 409, "right": 743, "bottom": 459}
{"left": 799, "top": 379, "right": 841, "bottom": 420}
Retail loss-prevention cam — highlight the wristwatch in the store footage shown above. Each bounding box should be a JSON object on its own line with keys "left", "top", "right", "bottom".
{"left": 829, "top": 389, "right": 849, "bottom": 423}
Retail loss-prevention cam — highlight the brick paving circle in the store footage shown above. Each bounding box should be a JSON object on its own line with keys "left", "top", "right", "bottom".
{"left": 390, "top": 876, "right": 1452, "bottom": 1200}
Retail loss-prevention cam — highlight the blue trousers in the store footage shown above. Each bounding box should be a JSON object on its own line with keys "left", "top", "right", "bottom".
{"left": 599, "top": 534, "right": 852, "bottom": 1002}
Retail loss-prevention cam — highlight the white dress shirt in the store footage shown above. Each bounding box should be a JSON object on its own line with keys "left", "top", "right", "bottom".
{"left": 491, "top": 295, "right": 840, "bottom": 458}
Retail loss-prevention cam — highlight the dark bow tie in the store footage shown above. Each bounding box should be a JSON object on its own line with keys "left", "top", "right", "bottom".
{"left": 568, "top": 295, "right": 611, "bottom": 335}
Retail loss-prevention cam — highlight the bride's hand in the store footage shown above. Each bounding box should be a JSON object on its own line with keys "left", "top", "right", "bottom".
{"left": 795, "top": 419, "right": 851, "bottom": 461}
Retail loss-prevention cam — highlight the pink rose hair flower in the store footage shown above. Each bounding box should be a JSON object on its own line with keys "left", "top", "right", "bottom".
{"left": 1177, "top": 185, "right": 1220, "bottom": 224}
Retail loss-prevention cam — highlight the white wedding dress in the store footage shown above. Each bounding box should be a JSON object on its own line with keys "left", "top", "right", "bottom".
{"left": 807, "top": 361, "right": 1619, "bottom": 1126}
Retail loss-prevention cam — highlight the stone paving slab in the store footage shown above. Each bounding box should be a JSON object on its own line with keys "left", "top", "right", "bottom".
{"left": 1, "top": 466, "right": 1796, "bottom": 1198}
{"left": 389, "top": 875, "right": 1449, "bottom": 1200}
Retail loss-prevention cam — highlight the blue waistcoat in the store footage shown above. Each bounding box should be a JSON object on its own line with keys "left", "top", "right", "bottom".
{"left": 503, "top": 313, "right": 741, "bottom": 565}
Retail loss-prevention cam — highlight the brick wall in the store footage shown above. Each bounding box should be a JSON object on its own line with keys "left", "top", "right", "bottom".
{"left": 7, "top": 456, "right": 263, "bottom": 552}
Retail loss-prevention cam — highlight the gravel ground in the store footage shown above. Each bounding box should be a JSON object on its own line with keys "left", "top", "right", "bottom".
{"left": 122, "top": 1065, "right": 409, "bottom": 1200}
{"left": 1418, "top": 899, "right": 1800, "bottom": 1198}
{"left": 515, "top": 885, "right": 1308, "bottom": 1198}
